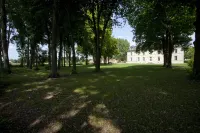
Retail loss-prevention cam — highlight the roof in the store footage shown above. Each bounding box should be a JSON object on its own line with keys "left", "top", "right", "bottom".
{"left": 128, "top": 46, "right": 136, "bottom": 52}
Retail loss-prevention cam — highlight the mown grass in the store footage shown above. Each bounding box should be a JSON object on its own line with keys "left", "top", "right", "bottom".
{"left": 0, "top": 64, "right": 200, "bottom": 133}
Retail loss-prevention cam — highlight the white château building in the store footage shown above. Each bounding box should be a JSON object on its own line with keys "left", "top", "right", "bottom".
{"left": 127, "top": 46, "right": 184, "bottom": 64}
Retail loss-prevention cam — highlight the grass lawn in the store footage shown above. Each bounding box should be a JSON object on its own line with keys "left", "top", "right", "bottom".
{"left": 0, "top": 64, "right": 200, "bottom": 133}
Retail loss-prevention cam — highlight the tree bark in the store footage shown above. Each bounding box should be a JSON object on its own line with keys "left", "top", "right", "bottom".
{"left": 0, "top": 24, "right": 3, "bottom": 70}
{"left": 26, "top": 38, "right": 30, "bottom": 67}
{"left": 85, "top": 53, "right": 88, "bottom": 65}
{"left": 50, "top": 0, "right": 59, "bottom": 78}
{"left": 104, "top": 56, "right": 107, "bottom": 64}
{"left": 71, "top": 37, "right": 77, "bottom": 74}
{"left": 48, "top": 33, "right": 51, "bottom": 68}
{"left": 20, "top": 57, "right": 24, "bottom": 67}
{"left": 1, "top": 0, "right": 11, "bottom": 73}
{"left": 58, "top": 34, "right": 63, "bottom": 70}
{"left": 162, "top": 37, "right": 167, "bottom": 67}
{"left": 63, "top": 44, "right": 66, "bottom": 67}
{"left": 193, "top": 0, "right": 200, "bottom": 78}
{"left": 68, "top": 46, "right": 71, "bottom": 67}
{"left": 29, "top": 45, "right": 35, "bottom": 69}
{"left": 35, "top": 46, "right": 39, "bottom": 70}
{"left": 166, "top": 32, "right": 173, "bottom": 68}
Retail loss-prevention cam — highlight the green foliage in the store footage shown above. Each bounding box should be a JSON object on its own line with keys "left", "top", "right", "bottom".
{"left": 102, "top": 30, "right": 118, "bottom": 60}
{"left": 115, "top": 38, "right": 130, "bottom": 61}
{"left": 185, "top": 46, "right": 194, "bottom": 60}
{"left": 122, "top": 0, "right": 195, "bottom": 52}
{"left": 187, "top": 58, "right": 194, "bottom": 68}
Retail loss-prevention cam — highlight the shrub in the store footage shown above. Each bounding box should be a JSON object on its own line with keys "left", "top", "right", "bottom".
{"left": 187, "top": 58, "right": 194, "bottom": 68}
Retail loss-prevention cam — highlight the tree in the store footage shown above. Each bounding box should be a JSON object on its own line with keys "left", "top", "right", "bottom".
{"left": 49, "top": 0, "right": 58, "bottom": 78}
{"left": 193, "top": 0, "right": 200, "bottom": 78}
{"left": 123, "top": 0, "right": 195, "bottom": 68}
{"left": 102, "top": 30, "right": 118, "bottom": 63}
{"left": 85, "top": 0, "right": 121, "bottom": 72}
{"left": 1, "top": 0, "right": 11, "bottom": 73}
{"left": 115, "top": 38, "right": 129, "bottom": 61}
{"left": 185, "top": 46, "right": 194, "bottom": 60}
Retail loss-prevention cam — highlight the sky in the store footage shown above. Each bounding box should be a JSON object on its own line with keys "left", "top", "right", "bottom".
{"left": 8, "top": 18, "right": 195, "bottom": 59}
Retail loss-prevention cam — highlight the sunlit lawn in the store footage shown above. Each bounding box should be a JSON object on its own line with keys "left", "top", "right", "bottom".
{"left": 1, "top": 64, "right": 200, "bottom": 133}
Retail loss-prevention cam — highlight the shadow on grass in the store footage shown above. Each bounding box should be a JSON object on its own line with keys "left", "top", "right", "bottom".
{"left": 1, "top": 64, "right": 200, "bottom": 133}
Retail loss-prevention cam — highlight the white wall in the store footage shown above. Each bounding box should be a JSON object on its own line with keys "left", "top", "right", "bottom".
{"left": 127, "top": 47, "right": 184, "bottom": 64}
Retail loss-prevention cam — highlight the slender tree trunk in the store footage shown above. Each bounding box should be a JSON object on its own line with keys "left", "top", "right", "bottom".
{"left": 20, "top": 57, "right": 24, "bottom": 67}
{"left": 7, "top": 23, "right": 11, "bottom": 49}
{"left": 85, "top": 53, "right": 88, "bottom": 65}
{"left": 193, "top": 0, "right": 200, "bottom": 78}
{"left": 71, "top": 38, "right": 77, "bottom": 74}
{"left": 50, "top": 0, "right": 59, "bottom": 78}
{"left": 166, "top": 32, "right": 172, "bottom": 68}
{"left": 63, "top": 44, "right": 66, "bottom": 67}
{"left": 26, "top": 38, "right": 30, "bottom": 67}
{"left": 0, "top": 26, "right": 3, "bottom": 70}
{"left": 108, "top": 57, "right": 110, "bottom": 64}
{"left": 35, "top": 47, "right": 39, "bottom": 70}
{"left": 165, "top": 29, "right": 169, "bottom": 67}
{"left": 95, "top": 25, "right": 101, "bottom": 72}
{"left": 48, "top": 35, "right": 51, "bottom": 68}
{"left": 0, "top": 50, "right": 2, "bottom": 71}
{"left": 68, "top": 46, "right": 71, "bottom": 67}
{"left": 162, "top": 36, "right": 166, "bottom": 67}
{"left": 104, "top": 56, "right": 106, "bottom": 64}
{"left": 29, "top": 44, "right": 35, "bottom": 69}
{"left": 58, "top": 34, "right": 63, "bottom": 70}
{"left": 1, "top": 0, "right": 11, "bottom": 73}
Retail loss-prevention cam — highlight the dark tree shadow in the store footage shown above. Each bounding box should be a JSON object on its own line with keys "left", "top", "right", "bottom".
{"left": 1, "top": 64, "right": 200, "bottom": 133}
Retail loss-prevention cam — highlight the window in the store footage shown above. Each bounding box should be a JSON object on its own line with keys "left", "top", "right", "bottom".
{"left": 143, "top": 57, "right": 145, "bottom": 61}
{"left": 174, "top": 56, "right": 177, "bottom": 61}
{"left": 150, "top": 57, "right": 152, "bottom": 61}
{"left": 138, "top": 57, "right": 140, "bottom": 61}
{"left": 175, "top": 49, "right": 177, "bottom": 53}
{"left": 158, "top": 57, "right": 160, "bottom": 61}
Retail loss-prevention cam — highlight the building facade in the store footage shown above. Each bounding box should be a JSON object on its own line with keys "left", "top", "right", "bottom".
{"left": 127, "top": 46, "right": 184, "bottom": 64}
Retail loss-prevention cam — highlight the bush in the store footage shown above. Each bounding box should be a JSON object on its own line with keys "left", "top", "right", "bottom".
{"left": 187, "top": 59, "right": 194, "bottom": 68}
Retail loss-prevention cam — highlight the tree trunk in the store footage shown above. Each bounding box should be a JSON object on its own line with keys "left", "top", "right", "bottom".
{"left": 162, "top": 36, "right": 166, "bottom": 67}
{"left": 193, "top": 0, "right": 200, "bottom": 78}
{"left": 85, "top": 53, "right": 88, "bottom": 65}
{"left": 104, "top": 56, "right": 107, "bottom": 64}
{"left": 166, "top": 32, "right": 172, "bottom": 68}
{"left": 1, "top": 0, "right": 11, "bottom": 73}
{"left": 48, "top": 34, "right": 51, "bottom": 68}
{"left": 20, "top": 57, "right": 24, "bottom": 67}
{"left": 0, "top": 27, "right": 3, "bottom": 70}
{"left": 35, "top": 47, "right": 39, "bottom": 70}
{"left": 26, "top": 38, "right": 30, "bottom": 67}
{"left": 58, "top": 34, "right": 63, "bottom": 70}
{"left": 29, "top": 45, "right": 35, "bottom": 69}
{"left": 108, "top": 57, "right": 110, "bottom": 64}
{"left": 63, "top": 44, "right": 66, "bottom": 67}
{"left": 165, "top": 29, "right": 169, "bottom": 67}
{"left": 71, "top": 38, "right": 77, "bottom": 74}
{"left": 68, "top": 46, "right": 71, "bottom": 67}
{"left": 50, "top": 0, "right": 59, "bottom": 78}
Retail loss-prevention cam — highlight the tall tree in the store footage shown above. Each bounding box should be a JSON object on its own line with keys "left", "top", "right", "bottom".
{"left": 86, "top": 0, "right": 121, "bottom": 72}
{"left": 115, "top": 38, "right": 130, "bottom": 61}
{"left": 1, "top": 0, "right": 11, "bottom": 73}
{"left": 50, "top": 0, "right": 58, "bottom": 78}
{"left": 193, "top": 0, "right": 200, "bottom": 78}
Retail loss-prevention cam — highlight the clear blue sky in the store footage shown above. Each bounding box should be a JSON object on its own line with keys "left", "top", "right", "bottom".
{"left": 8, "top": 18, "right": 195, "bottom": 59}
